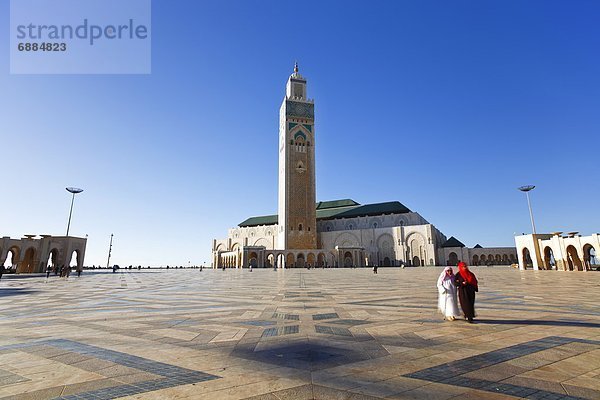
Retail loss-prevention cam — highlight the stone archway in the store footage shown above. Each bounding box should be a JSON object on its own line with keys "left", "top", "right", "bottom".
{"left": 566, "top": 245, "right": 583, "bottom": 271}
{"left": 249, "top": 252, "right": 258, "bottom": 268}
{"left": 448, "top": 252, "right": 458, "bottom": 266}
{"left": 276, "top": 253, "right": 285, "bottom": 269}
{"left": 286, "top": 253, "right": 295, "bottom": 268}
{"left": 3, "top": 246, "right": 20, "bottom": 271}
{"left": 376, "top": 233, "right": 395, "bottom": 266}
{"left": 522, "top": 248, "right": 533, "bottom": 269}
{"left": 317, "top": 253, "right": 325, "bottom": 267}
{"left": 296, "top": 253, "right": 305, "bottom": 268}
{"left": 583, "top": 244, "right": 597, "bottom": 271}
{"left": 412, "top": 256, "right": 421, "bottom": 267}
{"left": 19, "top": 247, "right": 36, "bottom": 273}
{"left": 307, "top": 253, "right": 315, "bottom": 268}
{"left": 47, "top": 248, "right": 59, "bottom": 270}
{"left": 472, "top": 254, "right": 479, "bottom": 266}
{"left": 343, "top": 251, "right": 353, "bottom": 267}
{"left": 543, "top": 247, "right": 555, "bottom": 270}
{"left": 266, "top": 253, "right": 275, "bottom": 269}
{"left": 383, "top": 257, "right": 391, "bottom": 267}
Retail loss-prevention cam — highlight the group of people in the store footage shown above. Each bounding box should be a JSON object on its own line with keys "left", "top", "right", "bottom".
{"left": 437, "top": 261, "right": 478, "bottom": 323}
{"left": 46, "top": 265, "right": 82, "bottom": 278}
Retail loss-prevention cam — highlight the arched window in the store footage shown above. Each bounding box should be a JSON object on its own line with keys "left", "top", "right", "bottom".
{"left": 298, "top": 224, "right": 303, "bottom": 231}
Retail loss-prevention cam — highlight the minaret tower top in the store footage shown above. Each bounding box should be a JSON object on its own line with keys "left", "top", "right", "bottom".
{"left": 286, "top": 61, "right": 307, "bottom": 100}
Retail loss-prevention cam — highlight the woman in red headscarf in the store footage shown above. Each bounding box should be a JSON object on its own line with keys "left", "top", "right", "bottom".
{"left": 454, "top": 261, "right": 478, "bottom": 323}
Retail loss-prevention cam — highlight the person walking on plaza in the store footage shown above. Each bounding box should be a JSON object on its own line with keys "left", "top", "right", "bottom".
{"left": 436, "top": 267, "right": 460, "bottom": 321}
{"left": 373, "top": 265, "right": 378, "bottom": 274}
{"left": 46, "top": 265, "right": 51, "bottom": 279}
{"left": 454, "top": 261, "right": 478, "bottom": 323}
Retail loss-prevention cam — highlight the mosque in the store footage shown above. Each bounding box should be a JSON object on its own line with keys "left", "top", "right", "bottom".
{"left": 211, "top": 64, "right": 517, "bottom": 268}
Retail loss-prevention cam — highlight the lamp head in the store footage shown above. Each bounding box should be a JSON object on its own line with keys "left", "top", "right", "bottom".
{"left": 66, "top": 187, "right": 84, "bottom": 194}
{"left": 518, "top": 185, "right": 535, "bottom": 192}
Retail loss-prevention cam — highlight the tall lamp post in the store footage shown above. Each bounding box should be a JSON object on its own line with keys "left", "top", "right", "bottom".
{"left": 106, "top": 234, "right": 114, "bottom": 269}
{"left": 518, "top": 185, "right": 537, "bottom": 235}
{"left": 65, "top": 187, "right": 84, "bottom": 237}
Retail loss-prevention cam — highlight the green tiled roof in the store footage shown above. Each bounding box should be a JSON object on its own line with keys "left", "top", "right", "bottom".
{"left": 316, "top": 199, "right": 359, "bottom": 209}
{"left": 442, "top": 236, "right": 466, "bottom": 248}
{"left": 317, "top": 201, "right": 410, "bottom": 220}
{"left": 238, "top": 200, "right": 411, "bottom": 227}
{"left": 238, "top": 215, "right": 278, "bottom": 227}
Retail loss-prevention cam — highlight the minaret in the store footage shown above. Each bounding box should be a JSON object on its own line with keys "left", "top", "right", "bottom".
{"left": 277, "top": 63, "right": 317, "bottom": 250}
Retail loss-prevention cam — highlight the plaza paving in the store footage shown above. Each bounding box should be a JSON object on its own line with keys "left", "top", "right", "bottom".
{"left": 0, "top": 267, "right": 598, "bottom": 400}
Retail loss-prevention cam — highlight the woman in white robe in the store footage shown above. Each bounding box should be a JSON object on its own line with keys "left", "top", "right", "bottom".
{"left": 437, "top": 267, "right": 460, "bottom": 320}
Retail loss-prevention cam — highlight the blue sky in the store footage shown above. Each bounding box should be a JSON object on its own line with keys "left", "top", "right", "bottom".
{"left": 1, "top": 0, "right": 599, "bottom": 266}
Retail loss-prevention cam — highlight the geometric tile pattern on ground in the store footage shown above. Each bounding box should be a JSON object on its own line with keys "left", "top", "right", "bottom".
{"left": 0, "top": 268, "right": 599, "bottom": 399}
{"left": 405, "top": 336, "right": 600, "bottom": 399}
{"left": 312, "top": 313, "right": 339, "bottom": 320}
{"left": 0, "top": 339, "right": 220, "bottom": 399}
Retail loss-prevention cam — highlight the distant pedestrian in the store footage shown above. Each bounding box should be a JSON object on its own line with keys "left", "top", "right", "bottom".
{"left": 249, "top": 264, "right": 253, "bottom": 272}
{"left": 436, "top": 267, "right": 460, "bottom": 321}
{"left": 454, "top": 262, "right": 478, "bottom": 323}
{"left": 373, "top": 266, "right": 378, "bottom": 274}
{"left": 59, "top": 265, "right": 65, "bottom": 277}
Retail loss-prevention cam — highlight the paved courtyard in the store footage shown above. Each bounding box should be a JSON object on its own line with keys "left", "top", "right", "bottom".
{"left": 0, "top": 267, "right": 598, "bottom": 400}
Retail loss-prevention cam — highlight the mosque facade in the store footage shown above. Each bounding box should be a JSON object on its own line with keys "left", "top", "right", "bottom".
{"left": 211, "top": 65, "right": 516, "bottom": 268}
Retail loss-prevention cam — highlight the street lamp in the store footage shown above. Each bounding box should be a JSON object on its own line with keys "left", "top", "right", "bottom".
{"left": 65, "top": 187, "right": 84, "bottom": 237}
{"left": 518, "top": 185, "right": 537, "bottom": 235}
{"left": 106, "top": 233, "right": 114, "bottom": 269}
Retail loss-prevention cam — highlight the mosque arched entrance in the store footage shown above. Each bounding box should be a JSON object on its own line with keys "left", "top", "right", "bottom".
{"left": 383, "top": 257, "right": 391, "bottom": 267}
{"left": 522, "top": 248, "right": 533, "bottom": 269}
{"left": 286, "top": 253, "right": 294, "bottom": 268}
{"left": 296, "top": 253, "right": 305, "bottom": 268}
{"left": 249, "top": 252, "right": 258, "bottom": 268}
{"left": 412, "top": 256, "right": 421, "bottom": 267}
{"left": 543, "top": 247, "right": 555, "bottom": 270}
{"left": 266, "top": 253, "right": 275, "bottom": 268}
{"left": 317, "top": 253, "right": 325, "bottom": 267}
{"left": 566, "top": 246, "right": 583, "bottom": 271}
{"left": 3, "top": 247, "right": 19, "bottom": 271}
{"left": 583, "top": 244, "right": 597, "bottom": 271}
{"left": 343, "top": 252, "right": 353, "bottom": 267}
{"left": 48, "top": 248, "right": 59, "bottom": 270}
{"left": 19, "top": 248, "right": 36, "bottom": 273}
{"left": 448, "top": 252, "right": 458, "bottom": 266}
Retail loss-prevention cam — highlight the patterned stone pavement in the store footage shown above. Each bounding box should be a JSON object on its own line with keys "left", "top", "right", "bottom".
{"left": 0, "top": 267, "right": 598, "bottom": 399}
